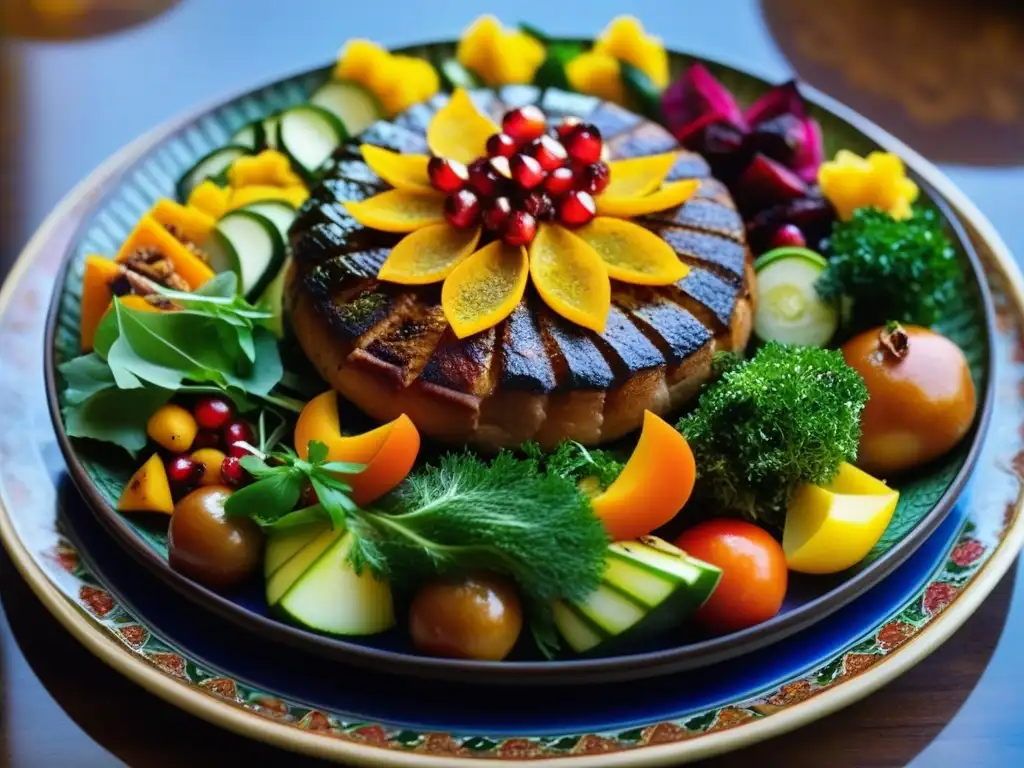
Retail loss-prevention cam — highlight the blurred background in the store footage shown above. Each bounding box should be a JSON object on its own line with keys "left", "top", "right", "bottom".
{"left": 1, "top": 0, "right": 1022, "bottom": 278}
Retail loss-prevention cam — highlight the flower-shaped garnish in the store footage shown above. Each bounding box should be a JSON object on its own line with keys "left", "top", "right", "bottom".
{"left": 818, "top": 150, "right": 919, "bottom": 221}
{"left": 456, "top": 15, "right": 546, "bottom": 87}
{"left": 567, "top": 16, "right": 669, "bottom": 105}
{"left": 335, "top": 39, "right": 440, "bottom": 117}
{"left": 345, "top": 89, "right": 699, "bottom": 338}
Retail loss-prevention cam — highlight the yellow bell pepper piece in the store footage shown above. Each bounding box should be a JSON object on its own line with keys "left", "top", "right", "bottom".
{"left": 566, "top": 51, "right": 627, "bottom": 105}
{"left": 818, "top": 150, "right": 919, "bottom": 221}
{"left": 334, "top": 40, "right": 440, "bottom": 118}
{"left": 227, "top": 150, "right": 304, "bottom": 189}
{"left": 456, "top": 15, "right": 545, "bottom": 86}
{"left": 783, "top": 462, "right": 900, "bottom": 574}
{"left": 227, "top": 184, "right": 308, "bottom": 210}
{"left": 593, "top": 15, "right": 669, "bottom": 89}
{"left": 186, "top": 180, "right": 231, "bottom": 219}
{"left": 149, "top": 198, "right": 216, "bottom": 245}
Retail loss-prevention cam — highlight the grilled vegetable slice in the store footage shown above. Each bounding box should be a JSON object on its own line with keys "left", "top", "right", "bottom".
{"left": 176, "top": 145, "right": 251, "bottom": 202}
{"left": 309, "top": 80, "right": 383, "bottom": 137}
{"left": 204, "top": 210, "right": 285, "bottom": 301}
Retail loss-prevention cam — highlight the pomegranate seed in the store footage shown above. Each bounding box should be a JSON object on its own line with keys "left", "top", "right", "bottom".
{"left": 223, "top": 420, "right": 254, "bottom": 453}
{"left": 193, "top": 396, "right": 233, "bottom": 430}
{"left": 486, "top": 132, "right": 517, "bottom": 158}
{"left": 503, "top": 211, "right": 538, "bottom": 247}
{"left": 191, "top": 429, "right": 221, "bottom": 450}
{"left": 509, "top": 154, "right": 545, "bottom": 190}
{"left": 555, "top": 117, "right": 582, "bottom": 141}
{"left": 518, "top": 191, "right": 552, "bottom": 220}
{"left": 427, "top": 157, "right": 468, "bottom": 193}
{"left": 544, "top": 166, "right": 576, "bottom": 197}
{"left": 489, "top": 155, "right": 512, "bottom": 180}
{"left": 529, "top": 135, "right": 568, "bottom": 172}
{"left": 167, "top": 456, "right": 202, "bottom": 488}
{"left": 482, "top": 196, "right": 513, "bottom": 234}
{"left": 468, "top": 158, "right": 502, "bottom": 197}
{"left": 564, "top": 124, "right": 603, "bottom": 165}
{"left": 220, "top": 456, "right": 247, "bottom": 488}
{"left": 502, "top": 105, "right": 546, "bottom": 144}
{"left": 300, "top": 483, "right": 318, "bottom": 508}
{"left": 558, "top": 190, "right": 597, "bottom": 227}
{"left": 577, "top": 162, "right": 610, "bottom": 195}
{"left": 770, "top": 223, "right": 807, "bottom": 249}
{"left": 444, "top": 189, "right": 482, "bottom": 229}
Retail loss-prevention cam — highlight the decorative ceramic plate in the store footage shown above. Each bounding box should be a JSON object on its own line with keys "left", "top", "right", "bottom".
{"left": 36, "top": 44, "right": 996, "bottom": 685}
{"left": 2, "top": 45, "right": 1022, "bottom": 763}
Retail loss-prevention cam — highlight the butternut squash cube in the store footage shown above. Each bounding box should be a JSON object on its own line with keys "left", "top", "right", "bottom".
{"left": 117, "top": 453, "right": 174, "bottom": 515}
{"left": 149, "top": 198, "right": 216, "bottom": 245}
{"left": 116, "top": 215, "right": 214, "bottom": 289}
{"left": 80, "top": 255, "right": 123, "bottom": 352}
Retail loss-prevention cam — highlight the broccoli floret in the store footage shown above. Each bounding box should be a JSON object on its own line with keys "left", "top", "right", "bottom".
{"left": 522, "top": 440, "right": 626, "bottom": 492}
{"left": 678, "top": 342, "right": 868, "bottom": 529}
{"left": 817, "top": 205, "right": 960, "bottom": 331}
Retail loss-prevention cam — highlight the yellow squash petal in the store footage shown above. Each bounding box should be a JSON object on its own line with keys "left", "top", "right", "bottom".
{"left": 378, "top": 224, "right": 482, "bottom": 284}
{"left": 595, "top": 179, "right": 700, "bottom": 217}
{"left": 573, "top": 217, "right": 688, "bottom": 285}
{"left": 344, "top": 190, "right": 446, "bottom": 233}
{"left": 529, "top": 224, "right": 611, "bottom": 333}
{"left": 442, "top": 240, "right": 529, "bottom": 338}
{"left": 426, "top": 88, "right": 498, "bottom": 164}
{"left": 360, "top": 145, "right": 432, "bottom": 192}
{"left": 604, "top": 152, "right": 678, "bottom": 199}
{"left": 565, "top": 51, "right": 627, "bottom": 105}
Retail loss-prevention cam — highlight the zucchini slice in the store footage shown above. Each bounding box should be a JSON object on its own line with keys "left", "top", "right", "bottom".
{"left": 239, "top": 200, "right": 297, "bottom": 240}
{"left": 229, "top": 121, "right": 267, "bottom": 151}
{"left": 753, "top": 246, "right": 838, "bottom": 347}
{"left": 175, "top": 144, "right": 250, "bottom": 203}
{"left": 309, "top": 80, "right": 383, "bottom": 137}
{"left": 276, "top": 104, "right": 347, "bottom": 180}
{"left": 204, "top": 210, "right": 285, "bottom": 301}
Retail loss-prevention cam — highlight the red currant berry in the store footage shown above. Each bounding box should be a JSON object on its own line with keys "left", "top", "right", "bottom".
{"left": 544, "top": 166, "right": 576, "bottom": 197}
{"left": 503, "top": 211, "right": 538, "bottom": 247}
{"left": 167, "top": 456, "right": 201, "bottom": 488}
{"left": 486, "top": 132, "right": 517, "bottom": 158}
{"left": 518, "top": 191, "right": 552, "bottom": 220}
{"left": 555, "top": 116, "right": 582, "bottom": 141}
{"left": 220, "top": 456, "right": 247, "bottom": 488}
{"left": 769, "top": 223, "right": 807, "bottom": 249}
{"left": 482, "top": 196, "right": 513, "bottom": 234}
{"left": 502, "top": 105, "right": 546, "bottom": 144}
{"left": 558, "top": 190, "right": 597, "bottom": 227}
{"left": 300, "top": 483, "right": 318, "bottom": 509}
{"left": 223, "top": 420, "right": 254, "bottom": 455}
{"left": 488, "top": 155, "right": 512, "bottom": 180}
{"left": 509, "top": 153, "right": 545, "bottom": 190}
{"left": 444, "top": 189, "right": 482, "bottom": 229}
{"left": 427, "top": 157, "right": 468, "bottom": 193}
{"left": 193, "top": 396, "right": 233, "bottom": 430}
{"left": 191, "top": 429, "right": 221, "bottom": 450}
{"left": 564, "top": 124, "right": 603, "bottom": 165}
{"left": 577, "top": 162, "right": 610, "bottom": 195}
{"left": 529, "top": 135, "right": 568, "bottom": 172}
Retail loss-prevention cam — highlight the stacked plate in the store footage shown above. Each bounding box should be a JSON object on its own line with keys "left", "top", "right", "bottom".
{"left": 2, "top": 45, "right": 1022, "bottom": 766}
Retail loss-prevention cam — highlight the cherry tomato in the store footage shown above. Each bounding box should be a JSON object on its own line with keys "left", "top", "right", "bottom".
{"left": 409, "top": 572, "right": 523, "bottom": 661}
{"left": 169, "top": 486, "right": 263, "bottom": 589}
{"left": 674, "top": 519, "right": 787, "bottom": 634}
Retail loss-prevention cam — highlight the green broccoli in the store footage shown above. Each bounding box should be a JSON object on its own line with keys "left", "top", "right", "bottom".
{"left": 817, "top": 205, "right": 961, "bottom": 331}
{"left": 678, "top": 342, "right": 868, "bottom": 529}
{"left": 522, "top": 440, "right": 626, "bottom": 493}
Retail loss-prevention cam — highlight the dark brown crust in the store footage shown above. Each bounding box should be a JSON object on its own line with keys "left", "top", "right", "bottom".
{"left": 287, "top": 88, "right": 755, "bottom": 448}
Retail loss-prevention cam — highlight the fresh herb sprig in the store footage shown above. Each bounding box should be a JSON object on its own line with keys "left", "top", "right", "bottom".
{"left": 227, "top": 444, "right": 610, "bottom": 607}
{"left": 523, "top": 440, "right": 625, "bottom": 493}
{"left": 59, "top": 273, "right": 297, "bottom": 454}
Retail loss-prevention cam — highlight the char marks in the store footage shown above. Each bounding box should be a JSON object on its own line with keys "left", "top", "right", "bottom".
{"left": 656, "top": 226, "right": 748, "bottom": 284}
{"left": 420, "top": 327, "right": 497, "bottom": 397}
{"left": 499, "top": 298, "right": 558, "bottom": 394}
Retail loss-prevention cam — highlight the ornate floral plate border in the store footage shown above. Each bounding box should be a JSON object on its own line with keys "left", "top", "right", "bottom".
{"left": 1, "top": 59, "right": 1022, "bottom": 765}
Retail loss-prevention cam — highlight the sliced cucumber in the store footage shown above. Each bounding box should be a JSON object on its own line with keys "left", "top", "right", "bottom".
{"left": 553, "top": 536, "right": 721, "bottom": 654}
{"left": 229, "top": 121, "right": 267, "bottom": 151}
{"left": 240, "top": 200, "right": 297, "bottom": 240}
{"left": 309, "top": 80, "right": 383, "bottom": 137}
{"left": 753, "top": 246, "right": 838, "bottom": 347}
{"left": 262, "top": 113, "right": 282, "bottom": 149}
{"left": 264, "top": 517, "right": 331, "bottom": 580}
{"left": 439, "top": 59, "right": 483, "bottom": 90}
{"left": 266, "top": 526, "right": 341, "bottom": 606}
{"left": 175, "top": 145, "right": 251, "bottom": 202}
{"left": 204, "top": 210, "right": 285, "bottom": 302}
{"left": 276, "top": 104, "right": 347, "bottom": 181}
{"left": 257, "top": 256, "right": 290, "bottom": 338}
{"left": 276, "top": 532, "right": 395, "bottom": 636}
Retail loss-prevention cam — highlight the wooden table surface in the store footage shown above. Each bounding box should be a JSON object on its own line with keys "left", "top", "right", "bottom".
{"left": 2, "top": 1, "right": 1024, "bottom": 765}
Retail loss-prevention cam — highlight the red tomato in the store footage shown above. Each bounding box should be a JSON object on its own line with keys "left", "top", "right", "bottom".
{"left": 674, "top": 519, "right": 787, "bottom": 634}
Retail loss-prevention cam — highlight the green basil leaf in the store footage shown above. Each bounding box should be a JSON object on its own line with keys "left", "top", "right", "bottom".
{"left": 221, "top": 328, "right": 282, "bottom": 396}
{"left": 193, "top": 272, "right": 239, "bottom": 299}
{"left": 310, "top": 474, "right": 356, "bottom": 529}
{"left": 306, "top": 440, "right": 330, "bottom": 466}
{"left": 224, "top": 467, "right": 304, "bottom": 521}
{"left": 58, "top": 353, "right": 116, "bottom": 405}
{"left": 92, "top": 307, "right": 121, "bottom": 360}
{"left": 239, "top": 454, "right": 274, "bottom": 476}
{"left": 320, "top": 461, "right": 367, "bottom": 475}
{"left": 620, "top": 61, "right": 662, "bottom": 121}
{"left": 63, "top": 386, "right": 172, "bottom": 455}
{"left": 268, "top": 505, "right": 332, "bottom": 531}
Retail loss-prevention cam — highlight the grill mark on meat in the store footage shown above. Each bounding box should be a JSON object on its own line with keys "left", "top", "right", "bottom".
{"left": 656, "top": 226, "right": 747, "bottom": 284}
{"left": 607, "top": 122, "right": 677, "bottom": 160}
{"left": 586, "top": 101, "right": 642, "bottom": 138}
{"left": 616, "top": 291, "right": 712, "bottom": 365}
{"left": 673, "top": 266, "right": 740, "bottom": 333}
{"left": 331, "top": 159, "right": 383, "bottom": 186}
{"left": 355, "top": 291, "right": 449, "bottom": 385}
{"left": 357, "top": 121, "right": 430, "bottom": 154}
{"left": 540, "top": 309, "right": 617, "bottom": 391}
{"left": 324, "top": 282, "right": 397, "bottom": 341}
{"left": 540, "top": 89, "right": 601, "bottom": 119}
{"left": 642, "top": 199, "right": 744, "bottom": 241}
{"left": 593, "top": 303, "right": 666, "bottom": 379}
{"left": 392, "top": 102, "right": 438, "bottom": 135}
{"left": 496, "top": 85, "right": 542, "bottom": 110}
{"left": 666, "top": 152, "right": 710, "bottom": 180}
{"left": 497, "top": 298, "right": 558, "bottom": 394}
{"left": 420, "top": 326, "right": 497, "bottom": 397}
